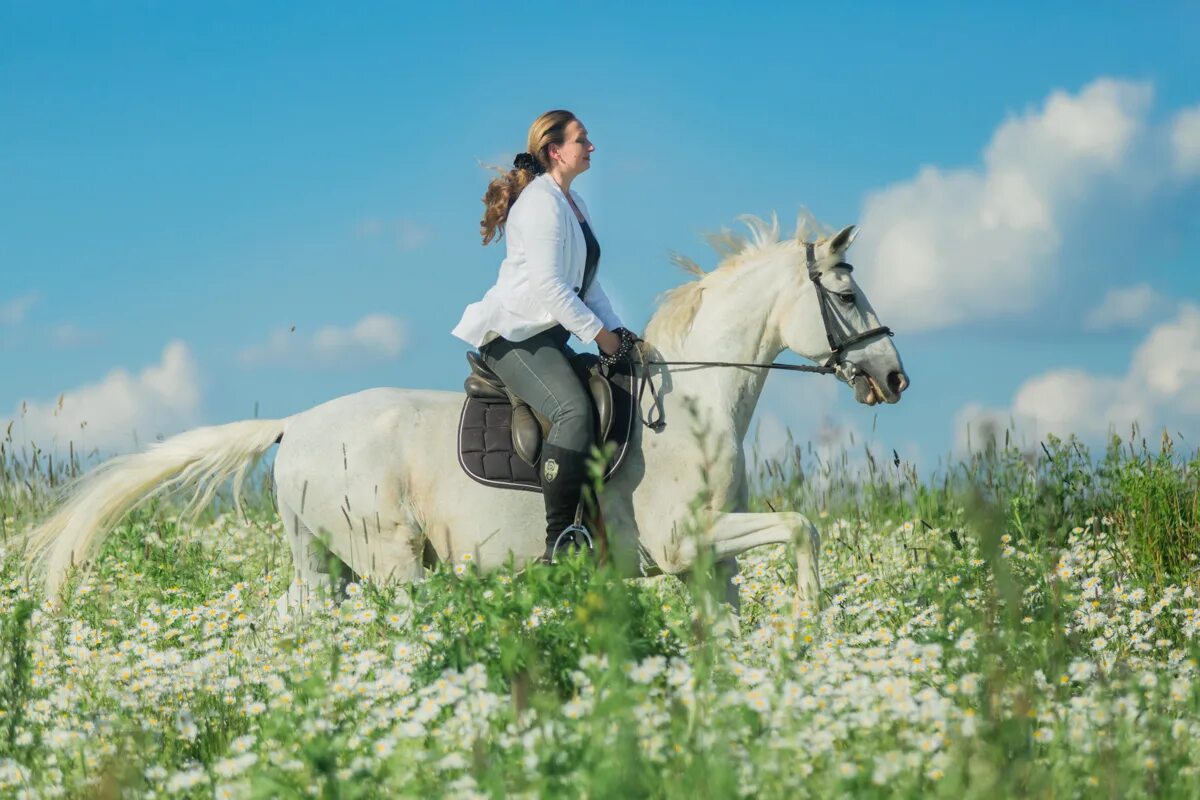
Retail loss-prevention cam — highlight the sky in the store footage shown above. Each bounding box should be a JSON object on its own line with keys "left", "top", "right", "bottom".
{"left": 2, "top": 1, "right": 1199, "bottom": 475}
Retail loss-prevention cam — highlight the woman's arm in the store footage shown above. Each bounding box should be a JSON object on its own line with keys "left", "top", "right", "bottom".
{"left": 517, "top": 192, "right": 607, "bottom": 344}
{"left": 582, "top": 278, "right": 623, "bottom": 331}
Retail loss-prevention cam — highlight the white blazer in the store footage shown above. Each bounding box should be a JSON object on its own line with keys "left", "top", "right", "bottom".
{"left": 451, "top": 173, "right": 623, "bottom": 349}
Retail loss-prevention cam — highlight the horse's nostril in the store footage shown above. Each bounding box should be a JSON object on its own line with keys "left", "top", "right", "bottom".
{"left": 887, "top": 371, "right": 908, "bottom": 394}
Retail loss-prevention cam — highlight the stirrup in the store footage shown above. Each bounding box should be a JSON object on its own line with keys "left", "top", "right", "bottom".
{"left": 546, "top": 524, "right": 594, "bottom": 564}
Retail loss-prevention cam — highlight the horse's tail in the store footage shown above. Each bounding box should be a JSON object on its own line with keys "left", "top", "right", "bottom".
{"left": 24, "top": 418, "right": 289, "bottom": 597}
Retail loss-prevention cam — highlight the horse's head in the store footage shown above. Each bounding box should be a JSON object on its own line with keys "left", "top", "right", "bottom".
{"left": 774, "top": 225, "right": 909, "bottom": 405}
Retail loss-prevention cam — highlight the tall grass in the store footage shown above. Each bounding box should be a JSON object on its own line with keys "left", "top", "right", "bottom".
{"left": 3, "top": 423, "right": 1200, "bottom": 797}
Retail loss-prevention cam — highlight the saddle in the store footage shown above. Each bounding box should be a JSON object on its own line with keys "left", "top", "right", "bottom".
{"left": 457, "top": 351, "right": 637, "bottom": 492}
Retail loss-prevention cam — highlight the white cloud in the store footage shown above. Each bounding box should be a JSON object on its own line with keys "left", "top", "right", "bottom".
{"left": 48, "top": 323, "right": 100, "bottom": 349}
{"left": 354, "top": 217, "right": 431, "bottom": 251}
{"left": 238, "top": 313, "right": 407, "bottom": 367}
{"left": 1, "top": 293, "right": 38, "bottom": 326}
{"left": 854, "top": 78, "right": 1197, "bottom": 332}
{"left": 5, "top": 341, "right": 201, "bottom": 454}
{"left": 1083, "top": 284, "right": 1172, "bottom": 331}
{"left": 956, "top": 303, "right": 1200, "bottom": 451}
{"left": 1171, "top": 105, "right": 1200, "bottom": 177}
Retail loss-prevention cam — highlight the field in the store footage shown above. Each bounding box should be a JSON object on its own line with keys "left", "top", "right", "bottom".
{"left": 3, "top": 428, "right": 1200, "bottom": 798}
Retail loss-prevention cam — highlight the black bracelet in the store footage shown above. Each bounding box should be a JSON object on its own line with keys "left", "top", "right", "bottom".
{"left": 599, "top": 328, "right": 637, "bottom": 367}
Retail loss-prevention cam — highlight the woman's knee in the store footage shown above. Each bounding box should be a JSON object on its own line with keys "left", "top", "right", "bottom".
{"left": 549, "top": 393, "right": 593, "bottom": 449}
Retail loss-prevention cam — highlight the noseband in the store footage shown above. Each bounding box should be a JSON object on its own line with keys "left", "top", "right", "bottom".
{"left": 629, "top": 241, "right": 894, "bottom": 431}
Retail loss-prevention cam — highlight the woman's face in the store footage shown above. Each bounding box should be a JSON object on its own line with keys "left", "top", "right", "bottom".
{"left": 550, "top": 119, "right": 594, "bottom": 177}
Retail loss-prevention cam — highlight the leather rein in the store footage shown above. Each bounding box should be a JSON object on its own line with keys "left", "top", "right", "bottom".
{"left": 626, "top": 242, "right": 894, "bottom": 432}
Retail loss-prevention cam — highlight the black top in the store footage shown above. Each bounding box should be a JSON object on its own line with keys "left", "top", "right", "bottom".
{"left": 578, "top": 219, "right": 600, "bottom": 298}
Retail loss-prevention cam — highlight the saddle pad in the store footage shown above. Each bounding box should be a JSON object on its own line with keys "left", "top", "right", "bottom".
{"left": 457, "top": 359, "right": 638, "bottom": 493}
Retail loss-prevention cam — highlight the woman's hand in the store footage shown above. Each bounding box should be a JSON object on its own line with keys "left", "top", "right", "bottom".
{"left": 596, "top": 329, "right": 622, "bottom": 355}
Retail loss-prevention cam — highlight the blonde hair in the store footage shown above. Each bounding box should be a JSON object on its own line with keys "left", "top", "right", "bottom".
{"left": 479, "top": 109, "right": 576, "bottom": 245}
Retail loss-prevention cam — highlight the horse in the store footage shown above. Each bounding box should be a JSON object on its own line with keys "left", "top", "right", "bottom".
{"left": 24, "top": 215, "right": 908, "bottom": 618}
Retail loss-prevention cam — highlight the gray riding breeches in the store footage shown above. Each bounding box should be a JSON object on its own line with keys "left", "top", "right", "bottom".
{"left": 478, "top": 325, "right": 595, "bottom": 455}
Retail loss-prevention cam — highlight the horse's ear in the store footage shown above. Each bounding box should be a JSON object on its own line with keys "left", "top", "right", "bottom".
{"left": 829, "top": 225, "right": 859, "bottom": 254}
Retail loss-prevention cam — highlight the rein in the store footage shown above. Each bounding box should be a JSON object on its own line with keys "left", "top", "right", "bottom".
{"left": 645, "top": 360, "right": 835, "bottom": 374}
{"left": 626, "top": 243, "right": 894, "bottom": 432}
{"left": 629, "top": 353, "right": 838, "bottom": 433}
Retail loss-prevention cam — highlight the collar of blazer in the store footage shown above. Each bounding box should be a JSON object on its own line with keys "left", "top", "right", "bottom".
{"left": 532, "top": 173, "right": 591, "bottom": 225}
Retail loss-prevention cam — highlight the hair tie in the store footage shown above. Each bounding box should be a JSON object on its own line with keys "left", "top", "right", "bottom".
{"left": 513, "top": 152, "right": 544, "bottom": 175}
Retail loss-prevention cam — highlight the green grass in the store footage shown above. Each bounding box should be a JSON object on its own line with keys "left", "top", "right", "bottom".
{"left": 4, "top": 426, "right": 1200, "bottom": 797}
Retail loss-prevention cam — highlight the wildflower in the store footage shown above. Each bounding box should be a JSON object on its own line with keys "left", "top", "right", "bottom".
{"left": 627, "top": 657, "right": 666, "bottom": 684}
{"left": 176, "top": 712, "right": 199, "bottom": 741}
{"left": 563, "top": 698, "right": 590, "bottom": 720}
{"left": 1068, "top": 660, "right": 1095, "bottom": 682}
{"left": 438, "top": 752, "right": 468, "bottom": 771}
{"left": 213, "top": 753, "right": 256, "bottom": 779}
{"left": 230, "top": 735, "right": 255, "bottom": 754}
{"left": 165, "top": 767, "right": 207, "bottom": 793}
{"left": 745, "top": 690, "right": 769, "bottom": 713}
{"left": 744, "top": 668, "right": 767, "bottom": 686}
{"left": 214, "top": 782, "right": 249, "bottom": 800}
{"left": 919, "top": 734, "right": 943, "bottom": 753}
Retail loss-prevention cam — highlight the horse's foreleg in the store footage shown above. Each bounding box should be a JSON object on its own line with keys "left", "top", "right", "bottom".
{"left": 664, "top": 511, "right": 821, "bottom": 611}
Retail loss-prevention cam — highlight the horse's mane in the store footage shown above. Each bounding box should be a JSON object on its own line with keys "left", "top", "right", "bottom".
{"left": 646, "top": 209, "right": 833, "bottom": 347}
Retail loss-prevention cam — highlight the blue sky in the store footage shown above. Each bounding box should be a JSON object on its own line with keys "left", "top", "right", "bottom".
{"left": 2, "top": 1, "right": 1199, "bottom": 471}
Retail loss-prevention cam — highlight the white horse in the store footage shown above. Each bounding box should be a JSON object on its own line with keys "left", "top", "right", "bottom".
{"left": 25, "top": 216, "right": 907, "bottom": 617}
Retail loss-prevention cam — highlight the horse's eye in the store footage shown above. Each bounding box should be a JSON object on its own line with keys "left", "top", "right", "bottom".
{"left": 839, "top": 292, "right": 856, "bottom": 304}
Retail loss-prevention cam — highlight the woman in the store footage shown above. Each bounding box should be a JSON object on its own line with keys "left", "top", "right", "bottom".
{"left": 452, "top": 109, "right": 636, "bottom": 564}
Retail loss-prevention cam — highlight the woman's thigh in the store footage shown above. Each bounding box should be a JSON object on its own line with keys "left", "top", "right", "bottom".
{"left": 481, "top": 329, "right": 593, "bottom": 447}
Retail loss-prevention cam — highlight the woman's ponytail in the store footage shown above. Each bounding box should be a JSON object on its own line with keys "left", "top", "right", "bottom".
{"left": 479, "top": 109, "right": 575, "bottom": 245}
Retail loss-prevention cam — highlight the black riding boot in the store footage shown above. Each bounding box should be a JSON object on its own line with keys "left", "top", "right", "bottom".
{"left": 539, "top": 443, "right": 594, "bottom": 564}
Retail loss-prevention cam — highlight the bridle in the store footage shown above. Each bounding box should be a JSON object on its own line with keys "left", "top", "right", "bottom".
{"left": 800, "top": 241, "right": 894, "bottom": 371}
{"left": 629, "top": 241, "right": 894, "bottom": 431}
